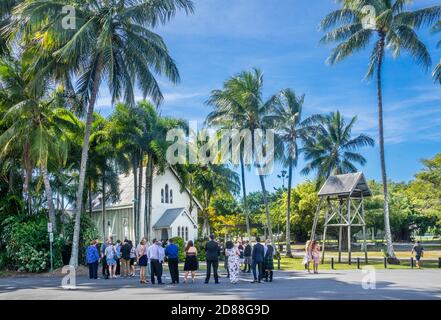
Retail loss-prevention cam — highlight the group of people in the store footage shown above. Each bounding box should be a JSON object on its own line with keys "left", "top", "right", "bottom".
{"left": 86, "top": 235, "right": 277, "bottom": 284}
{"left": 303, "top": 240, "right": 321, "bottom": 274}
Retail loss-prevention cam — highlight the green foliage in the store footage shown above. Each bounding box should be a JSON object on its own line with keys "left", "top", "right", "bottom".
{"left": 16, "top": 244, "right": 48, "bottom": 272}
{"left": 170, "top": 236, "right": 185, "bottom": 262}
{"left": 0, "top": 214, "right": 63, "bottom": 271}
{"left": 63, "top": 214, "right": 99, "bottom": 265}
{"left": 194, "top": 238, "right": 207, "bottom": 261}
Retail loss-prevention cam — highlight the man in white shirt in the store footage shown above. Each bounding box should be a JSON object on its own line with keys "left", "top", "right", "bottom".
{"left": 148, "top": 239, "right": 165, "bottom": 284}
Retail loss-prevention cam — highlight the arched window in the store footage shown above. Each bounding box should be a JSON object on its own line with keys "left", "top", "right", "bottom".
{"left": 161, "top": 189, "right": 164, "bottom": 203}
{"left": 165, "top": 184, "right": 169, "bottom": 203}
{"left": 177, "top": 226, "right": 181, "bottom": 238}
{"left": 185, "top": 227, "right": 189, "bottom": 241}
{"left": 170, "top": 189, "right": 173, "bottom": 204}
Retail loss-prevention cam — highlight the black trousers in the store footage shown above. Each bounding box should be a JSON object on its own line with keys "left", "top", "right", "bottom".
{"left": 168, "top": 258, "right": 179, "bottom": 283}
{"left": 101, "top": 258, "right": 109, "bottom": 278}
{"left": 150, "top": 259, "right": 163, "bottom": 284}
{"left": 115, "top": 258, "right": 120, "bottom": 275}
{"left": 252, "top": 262, "right": 263, "bottom": 281}
{"left": 205, "top": 260, "right": 219, "bottom": 283}
{"left": 88, "top": 261, "right": 98, "bottom": 279}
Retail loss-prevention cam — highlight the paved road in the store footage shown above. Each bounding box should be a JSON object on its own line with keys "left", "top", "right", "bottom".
{"left": 1, "top": 269, "right": 440, "bottom": 300}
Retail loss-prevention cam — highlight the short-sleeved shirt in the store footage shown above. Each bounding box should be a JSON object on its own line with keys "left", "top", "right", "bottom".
{"left": 413, "top": 244, "right": 424, "bottom": 256}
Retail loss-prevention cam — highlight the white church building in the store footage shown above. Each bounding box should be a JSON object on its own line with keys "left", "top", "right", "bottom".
{"left": 91, "top": 166, "right": 201, "bottom": 243}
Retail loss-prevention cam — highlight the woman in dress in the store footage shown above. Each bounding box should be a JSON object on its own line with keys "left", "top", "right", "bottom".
{"left": 137, "top": 239, "right": 148, "bottom": 284}
{"left": 128, "top": 240, "right": 136, "bottom": 277}
{"left": 105, "top": 241, "right": 117, "bottom": 279}
{"left": 303, "top": 240, "right": 313, "bottom": 273}
{"left": 225, "top": 241, "right": 240, "bottom": 284}
{"left": 311, "top": 240, "right": 321, "bottom": 274}
{"left": 183, "top": 240, "right": 198, "bottom": 283}
{"left": 263, "top": 239, "right": 274, "bottom": 282}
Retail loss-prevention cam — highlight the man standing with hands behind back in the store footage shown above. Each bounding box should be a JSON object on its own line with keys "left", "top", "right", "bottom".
{"left": 251, "top": 236, "right": 265, "bottom": 283}
{"left": 205, "top": 234, "right": 220, "bottom": 284}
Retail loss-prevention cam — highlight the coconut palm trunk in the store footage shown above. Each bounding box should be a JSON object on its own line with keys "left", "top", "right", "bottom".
{"left": 137, "top": 152, "right": 143, "bottom": 240}
{"left": 258, "top": 174, "right": 273, "bottom": 242}
{"left": 132, "top": 155, "right": 138, "bottom": 243}
{"left": 240, "top": 154, "right": 250, "bottom": 237}
{"left": 376, "top": 34, "right": 397, "bottom": 261}
{"left": 69, "top": 59, "right": 103, "bottom": 267}
{"left": 144, "top": 155, "right": 153, "bottom": 240}
{"left": 285, "top": 160, "right": 293, "bottom": 257}
{"left": 101, "top": 172, "right": 106, "bottom": 242}
{"left": 23, "top": 143, "right": 32, "bottom": 215}
{"left": 42, "top": 165, "right": 57, "bottom": 232}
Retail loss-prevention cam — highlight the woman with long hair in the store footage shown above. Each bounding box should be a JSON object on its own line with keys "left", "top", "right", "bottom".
{"left": 183, "top": 240, "right": 198, "bottom": 283}
{"left": 311, "top": 240, "right": 321, "bottom": 274}
{"left": 137, "top": 239, "right": 148, "bottom": 284}
{"left": 105, "top": 241, "right": 117, "bottom": 279}
{"left": 303, "top": 240, "right": 313, "bottom": 273}
{"left": 225, "top": 241, "right": 240, "bottom": 284}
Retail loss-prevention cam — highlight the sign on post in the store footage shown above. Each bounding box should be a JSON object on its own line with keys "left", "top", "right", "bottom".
{"left": 48, "top": 223, "right": 53, "bottom": 272}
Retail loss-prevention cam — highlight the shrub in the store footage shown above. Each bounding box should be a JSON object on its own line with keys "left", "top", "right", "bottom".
{"left": 194, "top": 238, "right": 207, "bottom": 261}
{"left": 63, "top": 214, "right": 99, "bottom": 265}
{"left": 0, "top": 214, "right": 63, "bottom": 272}
{"left": 170, "top": 237, "right": 185, "bottom": 262}
{"left": 16, "top": 244, "right": 48, "bottom": 272}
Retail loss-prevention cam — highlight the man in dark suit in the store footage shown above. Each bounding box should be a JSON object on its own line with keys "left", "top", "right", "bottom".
{"left": 251, "top": 236, "right": 265, "bottom": 283}
{"left": 205, "top": 234, "right": 220, "bottom": 284}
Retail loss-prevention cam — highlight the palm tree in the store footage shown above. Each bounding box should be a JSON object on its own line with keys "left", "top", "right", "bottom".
{"left": 192, "top": 163, "right": 240, "bottom": 237}
{"left": 206, "top": 69, "right": 278, "bottom": 241}
{"left": 9, "top": 0, "right": 194, "bottom": 266}
{"left": 432, "top": 20, "right": 441, "bottom": 83}
{"left": 271, "top": 89, "right": 316, "bottom": 257}
{"left": 320, "top": 0, "right": 441, "bottom": 261}
{"left": 301, "top": 111, "right": 374, "bottom": 185}
{"left": 0, "top": 58, "right": 80, "bottom": 231}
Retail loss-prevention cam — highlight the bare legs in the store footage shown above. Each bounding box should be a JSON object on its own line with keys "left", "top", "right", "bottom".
{"left": 140, "top": 266, "right": 147, "bottom": 283}
{"left": 184, "top": 271, "right": 196, "bottom": 283}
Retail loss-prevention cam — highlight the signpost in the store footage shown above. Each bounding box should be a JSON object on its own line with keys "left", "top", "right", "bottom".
{"left": 48, "top": 223, "right": 53, "bottom": 272}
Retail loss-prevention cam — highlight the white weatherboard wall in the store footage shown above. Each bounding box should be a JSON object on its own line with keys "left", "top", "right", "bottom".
{"left": 92, "top": 167, "right": 199, "bottom": 243}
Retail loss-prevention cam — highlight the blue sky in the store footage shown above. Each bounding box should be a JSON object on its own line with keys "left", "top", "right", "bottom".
{"left": 96, "top": 0, "right": 441, "bottom": 193}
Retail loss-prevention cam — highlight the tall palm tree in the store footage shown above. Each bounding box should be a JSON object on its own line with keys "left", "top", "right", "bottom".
{"left": 302, "top": 111, "right": 374, "bottom": 185}
{"left": 8, "top": 0, "right": 194, "bottom": 266}
{"left": 271, "top": 89, "right": 316, "bottom": 257}
{"left": 320, "top": 0, "right": 441, "bottom": 261}
{"left": 192, "top": 163, "right": 240, "bottom": 237}
{"left": 432, "top": 20, "right": 441, "bottom": 83}
{"left": 0, "top": 58, "right": 80, "bottom": 231}
{"left": 206, "top": 69, "right": 278, "bottom": 241}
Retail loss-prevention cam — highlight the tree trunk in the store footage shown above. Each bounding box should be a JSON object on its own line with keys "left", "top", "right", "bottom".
{"left": 240, "top": 154, "right": 250, "bottom": 237}
{"left": 132, "top": 155, "right": 138, "bottom": 244}
{"left": 259, "top": 174, "right": 273, "bottom": 243}
{"left": 42, "top": 165, "right": 57, "bottom": 232}
{"left": 285, "top": 161, "right": 293, "bottom": 257}
{"left": 144, "top": 155, "right": 153, "bottom": 241}
{"left": 137, "top": 152, "right": 143, "bottom": 241}
{"left": 69, "top": 57, "right": 103, "bottom": 267}
{"left": 376, "top": 34, "right": 398, "bottom": 263}
{"left": 23, "top": 142, "right": 32, "bottom": 215}
{"left": 102, "top": 172, "right": 106, "bottom": 242}
{"left": 88, "top": 177, "right": 92, "bottom": 217}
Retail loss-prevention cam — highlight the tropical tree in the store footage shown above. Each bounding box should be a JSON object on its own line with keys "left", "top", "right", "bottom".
{"left": 192, "top": 164, "right": 240, "bottom": 237}
{"left": 319, "top": 0, "right": 441, "bottom": 261}
{"left": 0, "top": 58, "right": 80, "bottom": 231}
{"left": 271, "top": 89, "right": 316, "bottom": 257}
{"left": 8, "top": 0, "right": 194, "bottom": 266}
{"left": 432, "top": 20, "right": 441, "bottom": 83}
{"left": 206, "top": 68, "right": 279, "bottom": 242}
{"left": 301, "top": 111, "right": 374, "bottom": 186}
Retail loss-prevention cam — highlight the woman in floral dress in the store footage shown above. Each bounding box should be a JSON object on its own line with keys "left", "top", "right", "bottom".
{"left": 225, "top": 241, "right": 240, "bottom": 284}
